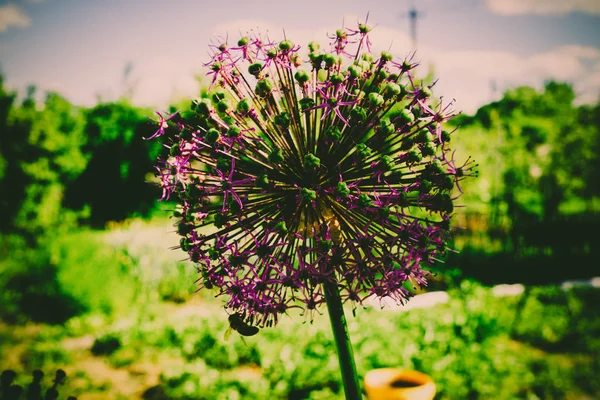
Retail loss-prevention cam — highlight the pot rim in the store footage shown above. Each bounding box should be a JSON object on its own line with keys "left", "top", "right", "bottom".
{"left": 364, "top": 368, "right": 434, "bottom": 390}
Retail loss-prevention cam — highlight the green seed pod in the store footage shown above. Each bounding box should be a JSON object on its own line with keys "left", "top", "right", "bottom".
{"left": 205, "top": 128, "right": 220, "bottom": 145}
{"left": 420, "top": 86, "right": 432, "bottom": 99}
{"left": 379, "top": 119, "right": 395, "bottom": 135}
{"left": 383, "top": 82, "right": 402, "bottom": 100}
{"left": 331, "top": 73, "right": 345, "bottom": 85}
{"left": 351, "top": 106, "right": 367, "bottom": 122}
{"left": 356, "top": 60, "right": 370, "bottom": 71}
{"left": 214, "top": 213, "right": 228, "bottom": 228}
{"left": 248, "top": 62, "right": 263, "bottom": 76}
{"left": 269, "top": 148, "right": 284, "bottom": 164}
{"left": 195, "top": 98, "right": 212, "bottom": 116}
{"left": 170, "top": 144, "right": 182, "bottom": 157}
{"left": 308, "top": 41, "right": 320, "bottom": 52}
{"left": 379, "top": 206, "right": 390, "bottom": 219}
{"left": 380, "top": 51, "right": 393, "bottom": 62}
{"left": 301, "top": 188, "right": 317, "bottom": 202}
{"left": 255, "top": 174, "right": 269, "bottom": 189}
{"left": 368, "top": 92, "right": 385, "bottom": 107}
{"left": 236, "top": 99, "right": 250, "bottom": 115}
{"left": 406, "top": 149, "right": 422, "bottom": 163}
{"left": 266, "top": 48, "right": 278, "bottom": 58}
{"left": 227, "top": 126, "right": 241, "bottom": 138}
{"left": 401, "top": 60, "right": 413, "bottom": 72}
{"left": 238, "top": 36, "right": 249, "bottom": 46}
{"left": 179, "top": 128, "right": 192, "bottom": 140}
{"left": 295, "top": 70, "right": 310, "bottom": 85}
{"left": 359, "top": 193, "right": 372, "bottom": 208}
{"left": 323, "top": 54, "right": 337, "bottom": 69}
{"left": 186, "top": 184, "right": 204, "bottom": 198}
{"left": 336, "top": 182, "right": 350, "bottom": 198}
{"left": 347, "top": 65, "right": 362, "bottom": 79}
{"left": 326, "top": 126, "right": 342, "bottom": 141}
{"left": 256, "top": 78, "right": 274, "bottom": 97}
{"left": 400, "top": 136, "right": 415, "bottom": 151}
{"left": 398, "top": 109, "right": 415, "bottom": 125}
{"left": 217, "top": 99, "right": 230, "bottom": 113}
{"left": 228, "top": 196, "right": 242, "bottom": 214}
{"left": 377, "top": 69, "right": 389, "bottom": 80}
{"left": 415, "top": 130, "right": 433, "bottom": 144}
{"left": 177, "top": 223, "right": 194, "bottom": 236}
{"left": 419, "top": 179, "right": 433, "bottom": 194}
{"left": 279, "top": 40, "right": 294, "bottom": 51}
{"left": 208, "top": 247, "right": 221, "bottom": 261}
{"left": 420, "top": 143, "right": 436, "bottom": 157}
{"left": 309, "top": 52, "right": 323, "bottom": 69}
{"left": 212, "top": 91, "right": 226, "bottom": 103}
{"left": 228, "top": 254, "right": 246, "bottom": 267}
{"left": 441, "top": 130, "right": 451, "bottom": 143}
{"left": 180, "top": 237, "right": 192, "bottom": 252}
{"left": 299, "top": 98, "right": 315, "bottom": 111}
{"left": 441, "top": 175, "right": 454, "bottom": 190}
{"left": 381, "top": 155, "right": 394, "bottom": 170}
{"left": 430, "top": 159, "right": 444, "bottom": 174}
{"left": 222, "top": 115, "right": 234, "bottom": 126}
{"left": 274, "top": 112, "right": 291, "bottom": 128}
{"left": 304, "top": 153, "right": 321, "bottom": 169}
{"left": 319, "top": 239, "right": 334, "bottom": 253}
{"left": 356, "top": 143, "right": 372, "bottom": 158}
{"left": 274, "top": 221, "right": 288, "bottom": 234}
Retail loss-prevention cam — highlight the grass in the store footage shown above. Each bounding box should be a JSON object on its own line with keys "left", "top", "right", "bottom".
{"left": 1, "top": 219, "right": 599, "bottom": 399}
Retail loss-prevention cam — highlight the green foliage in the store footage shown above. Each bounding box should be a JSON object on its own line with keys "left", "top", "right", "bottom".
{"left": 49, "top": 231, "right": 138, "bottom": 316}
{"left": 0, "top": 235, "right": 85, "bottom": 324}
{"left": 0, "top": 230, "right": 140, "bottom": 324}
{"left": 2, "top": 233, "right": 599, "bottom": 400}
{"left": 449, "top": 81, "right": 600, "bottom": 280}
{"left": 64, "top": 101, "right": 162, "bottom": 226}
{"left": 75, "top": 282, "right": 598, "bottom": 400}
{"left": 0, "top": 77, "right": 164, "bottom": 240}
{"left": 0, "top": 86, "right": 87, "bottom": 237}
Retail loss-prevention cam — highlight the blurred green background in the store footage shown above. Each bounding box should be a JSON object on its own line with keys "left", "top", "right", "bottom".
{"left": 1, "top": 74, "right": 599, "bottom": 399}
{"left": 1, "top": 1, "right": 600, "bottom": 397}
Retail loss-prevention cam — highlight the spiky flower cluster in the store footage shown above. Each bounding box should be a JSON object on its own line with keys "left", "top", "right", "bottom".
{"left": 150, "top": 22, "right": 475, "bottom": 328}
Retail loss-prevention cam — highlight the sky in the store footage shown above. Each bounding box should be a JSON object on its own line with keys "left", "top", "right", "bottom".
{"left": 1, "top": 0, "right": 599, "bottom": 114}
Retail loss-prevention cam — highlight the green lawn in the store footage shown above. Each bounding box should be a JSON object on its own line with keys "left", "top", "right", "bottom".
{"left": 1, "top": 220, "right": 599, "bottom": 399}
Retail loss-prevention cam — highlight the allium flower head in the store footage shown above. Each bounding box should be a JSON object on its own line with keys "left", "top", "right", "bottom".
{"left": 150, "top": 21, "right": 476, "bottom": 328}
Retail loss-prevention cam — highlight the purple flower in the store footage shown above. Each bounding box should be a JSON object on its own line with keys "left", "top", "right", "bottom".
{"left": 150, "top": 20, "right": 474, "bottom": 328}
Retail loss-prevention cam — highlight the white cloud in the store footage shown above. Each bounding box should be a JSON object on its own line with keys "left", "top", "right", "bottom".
{"left": 16, "top": 15, "right": 595, "bottom": 115}
{"left": 167, "top": 19, "right": 600, "bottom": 114}
{"left": 486, "top": 0, "right": 600, "bottom": 15}
{"left": 0, "top": 4, "right": 31, "bottom": 33}
{"left": 419, "top": 43, "right": 600, "bottom": 113}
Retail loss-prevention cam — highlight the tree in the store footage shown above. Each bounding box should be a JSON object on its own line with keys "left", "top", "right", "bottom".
{"left": 0, "top": 86, "right": 87, "bottom": 238}
{"left": 64, "top": 101, "right": 162, "bottom": 226}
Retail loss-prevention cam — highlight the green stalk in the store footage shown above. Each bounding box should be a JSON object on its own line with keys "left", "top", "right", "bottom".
{"left": 324, "top": 281, "right": 362, "bottom": 400}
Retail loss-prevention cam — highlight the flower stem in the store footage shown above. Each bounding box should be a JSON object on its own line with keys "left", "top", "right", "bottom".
{"left": 323, "top": 281, "right": 362, "bottom": 400}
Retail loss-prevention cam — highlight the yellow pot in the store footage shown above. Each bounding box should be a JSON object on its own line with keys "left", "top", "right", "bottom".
{"left": 364, "top": 368, "right": 436, "bottom": 400}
